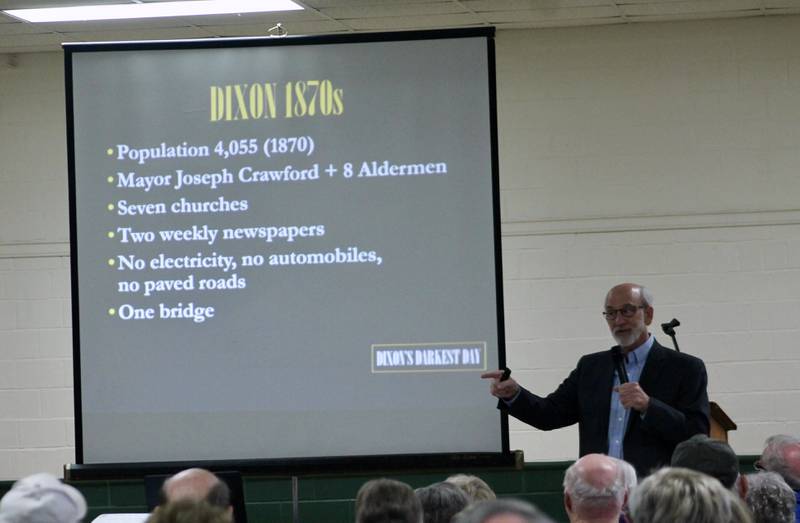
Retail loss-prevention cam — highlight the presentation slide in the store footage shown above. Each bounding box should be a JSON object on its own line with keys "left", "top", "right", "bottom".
{"left": 67, "top": 30, "right": 505, "bottom": 465}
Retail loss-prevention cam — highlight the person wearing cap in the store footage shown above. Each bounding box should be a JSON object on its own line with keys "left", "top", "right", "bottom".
{"left": 0, "top": 472, "right": 87, "bottom": 523}
{"left": 671, "top": 433, "right": 747, "bottom": 497}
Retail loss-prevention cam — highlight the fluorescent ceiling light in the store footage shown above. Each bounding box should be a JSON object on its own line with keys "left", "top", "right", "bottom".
{"left": 4, "top": 0, "right": 303, "bottom": 23}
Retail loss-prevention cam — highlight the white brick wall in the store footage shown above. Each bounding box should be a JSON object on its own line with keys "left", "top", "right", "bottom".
{"left": 0, "top": 258, "right": 73, "bottom": 478}
{"left": 1, "top": 16, "right": 800, "bottom": 479}
{"left": 497, "top": 16, "right": 800, "bottom": 462}
{"left": 0, "top": 51, "right": 73, "bottom": 479}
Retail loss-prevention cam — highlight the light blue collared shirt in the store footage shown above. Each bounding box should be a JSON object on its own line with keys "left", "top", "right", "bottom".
{"left": 607, "top": 334, "right": 654, "bottom": 459}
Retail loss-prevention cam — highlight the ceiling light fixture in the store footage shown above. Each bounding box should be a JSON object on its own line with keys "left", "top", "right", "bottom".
{"left": 4, "top": 0, "right": 303, "bottom": 23}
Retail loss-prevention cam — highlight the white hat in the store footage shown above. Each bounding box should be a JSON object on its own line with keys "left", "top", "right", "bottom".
{"left": 0, "top": 473, "right": 87, "bottom": 523}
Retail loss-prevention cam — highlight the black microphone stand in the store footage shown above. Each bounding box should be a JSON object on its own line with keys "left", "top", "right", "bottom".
{"left": 661, "top": 318, "right": 681, "bottom": 352}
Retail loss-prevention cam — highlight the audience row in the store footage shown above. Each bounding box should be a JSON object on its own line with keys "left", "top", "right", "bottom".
{"left": 0, "top": 433, "right": 797, "bottom": 522}
{"left": 360, "top": 434, "right": 799, "bottom": 523}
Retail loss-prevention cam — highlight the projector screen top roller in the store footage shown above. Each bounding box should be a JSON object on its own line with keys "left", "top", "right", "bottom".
{"left": 66, "top": 28, "right": 507, "bottom": 469}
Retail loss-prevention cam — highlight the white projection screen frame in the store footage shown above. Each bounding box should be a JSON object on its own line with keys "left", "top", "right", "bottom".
{"left": 65, "top": 28, "right": 509, "bottom": 477}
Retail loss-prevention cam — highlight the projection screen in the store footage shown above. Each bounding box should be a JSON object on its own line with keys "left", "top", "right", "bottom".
{"left": 66, "top": 28, "right": 507, "bottom": 471}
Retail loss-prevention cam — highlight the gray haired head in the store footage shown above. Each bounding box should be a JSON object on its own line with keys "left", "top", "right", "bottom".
{"left": 616, "top": 458, "right": 637, "bottom": 491}
{"left": 628, "top": 467, "right": 747, "bottom": 523}
{"left": 758, "top": 435, "right": 800, "bottom": 490}
{"left": 745, "top": 471, "right": 796, "bottom": 523}
{"left": 453, "top": 498, "right": 553, "bottom": 523}
{"left": 445, "top": 474, "right": 496, "bottom": 503}
{"left": 415, "top": 482, "right": 469, "bottom": 523}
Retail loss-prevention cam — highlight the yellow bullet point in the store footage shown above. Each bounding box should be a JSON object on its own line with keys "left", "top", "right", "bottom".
{"left": 107, "top": 148, "right": 113, "bottom": 156}
{"left": 108, "top": 308, "right": 116, "bottom": 316}
{"left": 107, "top": 176, "right": 114, "bottom": 183}
{"left": 107, "top": 231, "right": 115, "bottom": 239}
{"left": 107, "top": 203, "right": 114, "bottom": 211}
{"left": 108, "top": 258, "right": 115, "bottom": 266}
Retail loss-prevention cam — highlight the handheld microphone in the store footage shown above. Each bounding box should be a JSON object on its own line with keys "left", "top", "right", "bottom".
{"left": 612, "top": 346, "right": 629, "bottom": 384}
{"left": 661, "top": 318, "right": 680, "bottom": 336}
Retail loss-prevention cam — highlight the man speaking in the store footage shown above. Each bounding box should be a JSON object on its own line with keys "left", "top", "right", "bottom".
{"left": 483, "top": 283, "right": 709, "bottom": 477}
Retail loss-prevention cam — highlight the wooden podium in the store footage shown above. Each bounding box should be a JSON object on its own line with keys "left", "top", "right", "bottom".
{"left": 709, "top": 401, "right": 737, "bottom": 443}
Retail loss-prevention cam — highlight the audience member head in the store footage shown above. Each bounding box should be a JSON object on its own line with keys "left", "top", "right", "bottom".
{"left": 670, "top": 434, "right": 740, "bottom": 489}
{"left": 616, "top": 459, "right": 637, "bottom": 491}
{"left": 615, "top": 458, "right": 637, "bottom": 521}
{"left": 416, "top": 482, "right": 470, "bottom": 523}
{"left": 445, "top": 474, "right": 496, "bottom": 503}
{"left": 0, "top": 473, "right": 86, "bottom": 523}
{"left": 563, "top": 454, "right": 627, "bottom": 523}
{"left": 160, "top": 468, "right": 230, "bottom": 509}
{"left": 745, "top": 471, "right": 796, "bottom": 523}
{"left": 756, "top": 434, "right": 800, "bottom": 490}
{"left": 147, "top": 499, "right": 231, "bottom": 523}
{"left": 453, "top": 498, "right": 552, "bottom": 523}
{"left": 355, "top": 478, "right": 422, "bottom": 523}
{"left": 628, "top": 467, "right": 750, "bottom": 523}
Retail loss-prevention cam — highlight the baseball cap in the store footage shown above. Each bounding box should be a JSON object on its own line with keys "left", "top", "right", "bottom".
{"left": 0, "top": 473, "right": 87, "bottom": 523}
{"left": 671, "top": 434, "right": 739, "bottom": 489}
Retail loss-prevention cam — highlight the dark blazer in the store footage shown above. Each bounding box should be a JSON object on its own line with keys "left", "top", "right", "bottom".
{"left": 500, "top": 340, "right": 710, "bottom": 477}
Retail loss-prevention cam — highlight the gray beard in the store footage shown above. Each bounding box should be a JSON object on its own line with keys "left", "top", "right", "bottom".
{"left": 613, "top": 327, "right": 644, "bottom": 348}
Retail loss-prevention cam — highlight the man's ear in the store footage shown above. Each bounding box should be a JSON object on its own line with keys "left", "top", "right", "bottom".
{"left": 736, "top": 474, "right": 748, "bottom": 499}
{"left": 644, "top": 306, "right": 654, "bottom": 325}
{"left": 564, "top": 491, "right": 573, "bottom": 514}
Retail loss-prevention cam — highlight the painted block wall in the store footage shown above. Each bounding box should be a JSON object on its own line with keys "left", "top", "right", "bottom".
{"left": 495, "top": 16, "right": 800, "bottom": 461}
{"left": 0, "top": 51, "right": 74, "bottom": 479}
{"left": 1, "top": 16, "right": 799, "bottom": 479}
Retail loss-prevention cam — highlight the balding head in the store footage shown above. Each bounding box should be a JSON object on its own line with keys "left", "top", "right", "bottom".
{"left": 604, "top": 284, "right": 653, "bottom": 309}
{"left": 563, "top": 454, "right": 627, "bottom": 523}
{"left": 604, "top": 283, "right": 654, "bottom": 351}
{"left": 161, "top": 469, "right": 230, "bottom": 509}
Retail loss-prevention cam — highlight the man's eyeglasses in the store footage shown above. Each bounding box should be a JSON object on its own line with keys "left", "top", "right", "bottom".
{"left": 602, "top": 304, "right": 646, "bottom": 320}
